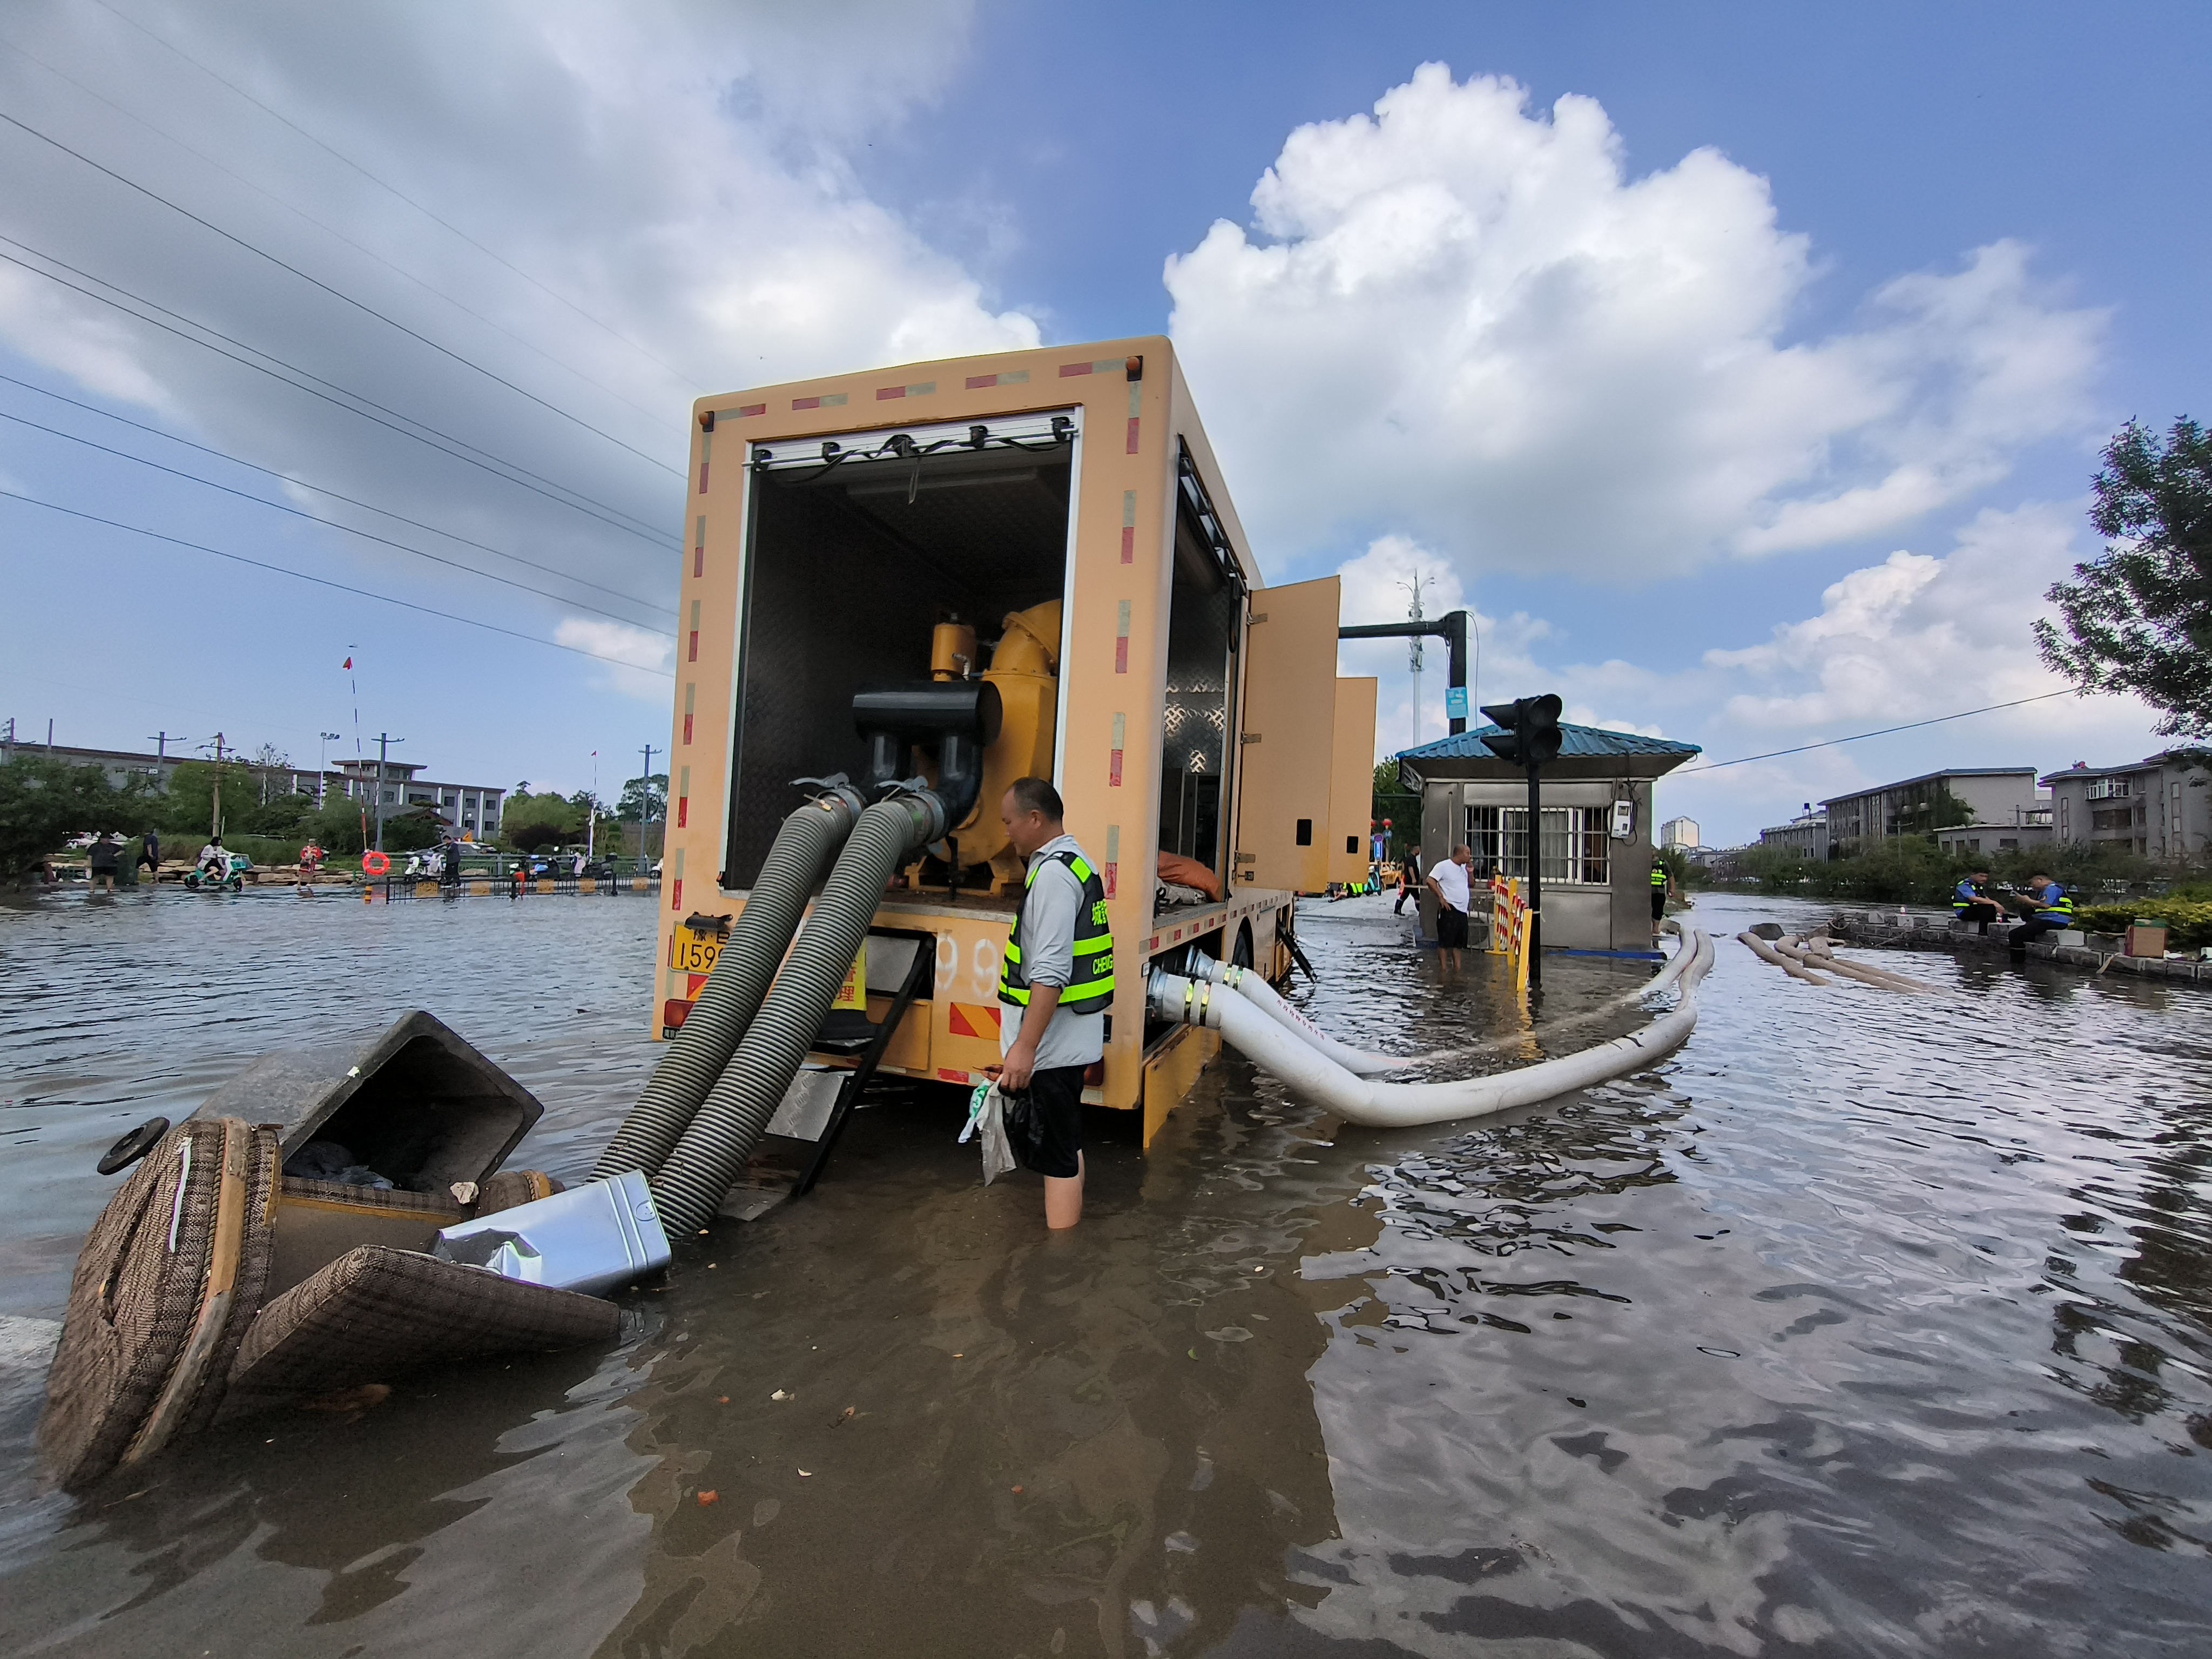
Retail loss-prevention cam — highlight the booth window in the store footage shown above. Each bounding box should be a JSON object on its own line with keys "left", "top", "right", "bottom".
{"left": 1466, "top": 805, "right": 1610, "bottom": 886}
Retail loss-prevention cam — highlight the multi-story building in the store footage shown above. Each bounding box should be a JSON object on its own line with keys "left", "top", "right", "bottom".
{"left": 2044, "top": 751, "right": 2211, "bottom": 861}
{"left": 328, "top": 759, "right": 507, "bottom": 839}
{"left": 1660, "top": 816, "right": 1700, "bottom": 849}
{"left": 1822, "top": 767, "right": 2044, "bottom": 853}
{"left": 1758, "top": 806, "right": 1829, "bottom": 861}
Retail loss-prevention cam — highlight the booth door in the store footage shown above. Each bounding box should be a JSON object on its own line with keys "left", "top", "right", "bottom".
{"left": 1234, "top": 576, "right": 1340, "bottom": 894}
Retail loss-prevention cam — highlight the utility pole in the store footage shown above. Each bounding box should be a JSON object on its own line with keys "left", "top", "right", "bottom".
{"left": 371, "top": 733, "right": 404, "bottom": 852}
{"left": 319, "top": 732, "right": 341, "bottom": 800}
{"left": 1480, "top": 696, "right": 1564, "bottom": 988}
{"left": 1399, "top": 571, "right": 1428, "bottom": 746}
{"left": 200, "top": 731, "right": 230, "bottom": 837}
{"left": 638, "top": 741, "right": 658, "bottom": 862}
{"left": 2, "top": 717, "right": 14, "bottom": 763}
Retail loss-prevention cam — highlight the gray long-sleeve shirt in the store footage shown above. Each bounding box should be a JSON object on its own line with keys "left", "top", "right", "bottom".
{"left": 1000, "top": 833, "right": 1107, "bottom": 1070}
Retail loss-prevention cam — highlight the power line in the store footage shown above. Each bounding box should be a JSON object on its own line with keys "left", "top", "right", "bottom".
{"left": 1670, "top": 687, "right": 2092, "bottom": 775}
{"left": 0, "top": 29, "right": 685, "bottom": 435}
{"left": 0, "top": 404, "right": 673, "bottom": 633}
{"left": 0, "top": 370, "right": 664, "bottom": 611}
{"left": 0, "top": 235, "right": 671, "bottom": 545}
{"left": 0, "top": 107, "right": 683, "bottom": 477}
{"left": 0, "top": 487, "right": 676, "bottom": 677}
{"left": 84, "top": 0, "right": 703, "bottom": 393}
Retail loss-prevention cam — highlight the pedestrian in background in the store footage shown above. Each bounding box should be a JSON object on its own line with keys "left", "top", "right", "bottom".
{"left": 86, "top": 832, "right": 119, "bottom": 894}
{"left": 1395, "top": 848, "right": 1423, "bottom": 916}
{"left": 137, "top": 828, "right": 160, "bottom": 882}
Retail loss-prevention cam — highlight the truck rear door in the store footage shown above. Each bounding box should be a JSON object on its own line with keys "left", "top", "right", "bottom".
{"left": 1233, "top": 576, "right": 1340, "bottom": 894}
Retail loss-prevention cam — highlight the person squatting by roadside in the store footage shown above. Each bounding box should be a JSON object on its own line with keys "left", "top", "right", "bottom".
{"left": 1426, "top": 843, "right": 1475, "bottom": 968}
{"left": 992, "top": 776, "right": 1112, "bottom": 1230}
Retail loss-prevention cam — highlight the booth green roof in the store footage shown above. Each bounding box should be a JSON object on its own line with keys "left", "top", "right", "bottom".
{"left": 1398, "top": 724, "right": 1702, "bottom": 761}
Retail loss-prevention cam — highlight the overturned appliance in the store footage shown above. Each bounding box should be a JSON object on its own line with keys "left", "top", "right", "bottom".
{"left": 38, "top": 1012, "right": 666, "bottom": 1491}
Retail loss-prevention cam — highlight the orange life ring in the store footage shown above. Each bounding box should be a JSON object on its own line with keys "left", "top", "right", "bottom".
{"left": 361, "top": 851, "right": 390, "bottom": 875}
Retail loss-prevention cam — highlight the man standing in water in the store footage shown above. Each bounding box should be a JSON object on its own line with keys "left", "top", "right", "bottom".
{"left": 1426, "top": 843, "right": 1475, "bottom": 970}
{"left": 993, "top": 777, "right": 1112, "bottom": 1230}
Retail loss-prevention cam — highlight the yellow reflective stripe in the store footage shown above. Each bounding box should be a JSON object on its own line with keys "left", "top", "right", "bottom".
{"left": 1071, "top": 935, "right": 1112, "bottom": 954}
{"left": 1068, "top": 855, "right": 1094, "bottom": 882}
{"left": 1004, "top": 943, "right": 1023, "bottom": 962}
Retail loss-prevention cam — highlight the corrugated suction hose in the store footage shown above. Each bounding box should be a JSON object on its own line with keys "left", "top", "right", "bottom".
{"left": 649, "top": 795, "right": 936, "bottom": 1234}
{"left": 593, "top": 787, "right": 860, "bottom": 1183}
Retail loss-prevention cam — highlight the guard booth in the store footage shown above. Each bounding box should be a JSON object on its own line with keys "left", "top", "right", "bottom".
{"left": 1397, "top": 724, "right": 1701, "bottom": 953}
{"left": 655, "top": 336, "right": 1374, "bottom": 1144}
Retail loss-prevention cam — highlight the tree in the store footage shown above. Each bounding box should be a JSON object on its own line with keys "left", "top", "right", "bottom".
{"left": 499, "top": 790, "right": 583, "bottom": 851}
{"left": 618, "top": 773, "right": 669, "bottom": 822}
{"left": 0, "top": 756, "right": 146, "bottom": 878}
{"left": 1371, "top": 759, "right": 1420, "bottom": 861}
{"left": 2036, "top": 416, "right": 2212, "bottom": 736}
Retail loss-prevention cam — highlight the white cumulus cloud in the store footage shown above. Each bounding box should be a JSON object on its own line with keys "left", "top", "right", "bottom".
{"left": 555, "top": 615, "right": 675, "bottom": 700}
{"left": 1167, "top": 64, "right": 2105, "bottom": 582}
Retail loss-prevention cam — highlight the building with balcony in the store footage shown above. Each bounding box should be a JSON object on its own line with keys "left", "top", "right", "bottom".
{"left": 1821, "top": 767, "right": 2044, "bottom": 853}
{"left": 2043, "top": 751, "right": 2211, "bottom": 861}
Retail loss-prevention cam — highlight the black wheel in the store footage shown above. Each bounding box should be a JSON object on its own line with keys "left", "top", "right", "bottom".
{"left": 1232, "top": 920, "right": 1255, "bottom": 970}
{"left": 97, "top": 1116, "right": 170, "bottom": 1175}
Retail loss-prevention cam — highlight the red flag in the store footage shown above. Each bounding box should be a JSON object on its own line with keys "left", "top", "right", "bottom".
{"left": 342, "top": 656, "right": 353, "bottom": 669}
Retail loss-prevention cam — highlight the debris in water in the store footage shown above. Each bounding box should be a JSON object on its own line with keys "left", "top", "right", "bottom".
{"left": 717, "top": 1395, "right": 730, "bottom": 1405}
{"left": 301, "top": 1383, "right": 390, "bottom": 1415}
{"left": 771, "top": 1389, "right": 791, "bottom": 1400}
{"left": 697, "top": 1490, "right": 718, "bottom": 1507}
{"left": 1011, "top": 1484, "right": 1024, "bottom": 1494}
{"left": 798, "top": 1468, "right": 813, "bottom": 1478}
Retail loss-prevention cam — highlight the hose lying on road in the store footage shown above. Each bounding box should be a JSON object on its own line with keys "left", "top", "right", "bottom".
{"left": 1779, "top": 937, "right": 1929, "bottom": 994}
{"left": 1147, "top": 927, "right": 1713, "bottom": 1130}
{"left": 1739, "top": 931, "right": 1830, "bottom": 984}
{"left": 1185, "top": 927, "right": 1704, "bottom": 1073}
{"left": 594, "top": 784, "right": 863, "bottom": 1184}
{"left": 650, "top": 794, "right": 940, "bottom": 1235}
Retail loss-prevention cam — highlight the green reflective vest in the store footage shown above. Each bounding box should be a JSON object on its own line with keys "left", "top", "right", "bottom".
{"left": 2032, "top": 885, "right": 2075, "bottom": 924}
{"left": 1651, "top": 866, "right": 1669, "bottom": 889}
{"left": 999, "top": 849, "right": 1117, "bottom": 1014}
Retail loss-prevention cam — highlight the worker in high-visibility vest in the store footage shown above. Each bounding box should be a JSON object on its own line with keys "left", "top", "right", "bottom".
{"left": 994, "top": 776, "right": 1114, "bottom": 1229}
{"left": 2006, "top": 872, "right": 2075, "bottom": 959}
{"left": 1650, "top": 858, "right": 1673, "bottom": 940}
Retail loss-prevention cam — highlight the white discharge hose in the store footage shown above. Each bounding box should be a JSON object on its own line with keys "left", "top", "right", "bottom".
{"left": 1149, "top": 928, "right": 1713, "bottom": 1129}
{"left": 1184, "top": 928, "right": 1706, "bottom": 1073}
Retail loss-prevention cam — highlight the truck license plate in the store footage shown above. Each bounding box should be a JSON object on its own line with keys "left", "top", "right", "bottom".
{"left": 667, "top": 930, "right": 721, "bottom": 975}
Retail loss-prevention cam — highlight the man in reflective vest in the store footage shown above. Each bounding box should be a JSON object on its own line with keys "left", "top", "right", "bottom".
{"left": 994, "top": 776, "right": 1114, "bottom": 1229}
{"left": 2007, "top": 872, "right": 2075, "bottom": 958}
{"left": 1951, "top": 869, "right": 2004, "bottom": 934}
{"left": 1650, "top": 859, "right": 1672, "bottom": 941}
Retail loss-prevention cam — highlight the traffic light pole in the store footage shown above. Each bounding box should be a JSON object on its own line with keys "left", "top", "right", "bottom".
{"left": 1525, "top": 761, "right": 1542, "bottom": 986}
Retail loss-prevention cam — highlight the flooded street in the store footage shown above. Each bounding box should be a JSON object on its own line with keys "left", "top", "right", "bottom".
{"left": 3, "top": 885, "right": 2210, "bottom": 1656}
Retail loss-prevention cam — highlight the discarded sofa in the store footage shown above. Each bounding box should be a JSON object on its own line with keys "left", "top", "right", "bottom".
{"left": 38, "top": 1011, "right": 653, "bottom": 1491}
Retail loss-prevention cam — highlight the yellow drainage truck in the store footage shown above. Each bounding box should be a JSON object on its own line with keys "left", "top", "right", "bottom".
{"left": 645, "top": 336, "right": 1371, "bottom": 1159}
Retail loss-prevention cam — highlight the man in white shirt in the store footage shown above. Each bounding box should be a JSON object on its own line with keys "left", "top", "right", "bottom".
{"left": 1426, "top": 843, "right": 1475, "bottom": 968}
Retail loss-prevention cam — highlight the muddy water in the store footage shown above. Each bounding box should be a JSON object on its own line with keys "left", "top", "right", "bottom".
{"left": 2, "top": 885, "right": 2210, "bottom": 1657}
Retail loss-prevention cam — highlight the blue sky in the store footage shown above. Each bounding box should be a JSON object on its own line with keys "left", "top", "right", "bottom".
{"left": 1, "top": 2, "right": 2204, "bottom": 840}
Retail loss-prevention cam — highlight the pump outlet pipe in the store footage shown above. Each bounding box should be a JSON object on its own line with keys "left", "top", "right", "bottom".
{"left": 1145, "top": 928, "right": 1713, "bottom": 1130}
{"left": 594, "top": 781, "right": 863, "bottom": 1183}
{"left": 649, "top": 792, "right": 944, "bottom": 1234}
{"left": 1182, "top": 928, "right": 1704, "bottom": 1074}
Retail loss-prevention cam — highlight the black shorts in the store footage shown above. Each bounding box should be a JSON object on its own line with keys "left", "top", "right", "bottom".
{"left": 1437, "top": 906, "right": 1469, "bottom": 948}
{"left": 1013, "top": 1063, "right": 1086, "bottom": 1179}
{"left": 1651, "top": 889, "right": 1668, "bottom": 920}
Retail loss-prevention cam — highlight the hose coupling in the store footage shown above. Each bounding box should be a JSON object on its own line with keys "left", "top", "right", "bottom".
{"left": 791, "top": 773, "right": 867, "bottom": 818}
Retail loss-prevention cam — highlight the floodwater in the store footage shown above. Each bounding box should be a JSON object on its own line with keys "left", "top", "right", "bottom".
{"left": 2, "top": 884, "right": 2210, "bottom": 1658}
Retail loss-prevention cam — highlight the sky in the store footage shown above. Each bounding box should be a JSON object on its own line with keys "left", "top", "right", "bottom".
{"left": 1, "top": 2, "right": 2205, "bottom": 841}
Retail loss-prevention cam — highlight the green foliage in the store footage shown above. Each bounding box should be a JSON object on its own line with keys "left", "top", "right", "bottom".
{"left": 0, "top": 756, "right": 149, "bottom": 876}
{"left": 2036, "top": 416, "right": 2212, "bottom": 736}
{"left": 1371, "top": 760, "right": 1419, "bottom": 860}
{"left": 157, "top": 760, "right": 256, "bottom": 839}
{"left": 377, "top": 808, "right": 444, "bottom": 854}
{"left": 499, "top": 790, "right": 583, "bottom": 851}
{"left": 1725, "top": 834, "right": 2182, "bottom": 908}
{"left": 618, "top": 773, "right": 668, "bottom": 822}
{"left": 2073, "top": 900, "right": 2212, "bottom": 950}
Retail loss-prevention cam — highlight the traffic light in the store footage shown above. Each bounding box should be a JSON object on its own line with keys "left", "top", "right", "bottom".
{"left": 1478, "top": 694, "right": 1564, "bottom": 767}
